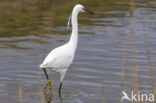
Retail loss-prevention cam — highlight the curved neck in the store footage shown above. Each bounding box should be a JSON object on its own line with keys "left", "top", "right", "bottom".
{"left": 69, "top": 9, "right": 79, "bottom": 47}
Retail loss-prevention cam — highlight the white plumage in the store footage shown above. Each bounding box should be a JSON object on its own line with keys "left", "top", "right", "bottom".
{"left": 40, "top": 42, "right": 75, "bottom": 82}
{"left": 39, "top": 4, "right": 94, "bottom": 95}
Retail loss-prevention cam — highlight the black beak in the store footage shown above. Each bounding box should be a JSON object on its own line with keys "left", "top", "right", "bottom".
{"left": 83, "top": 8, "right": 95, "bottom": 15}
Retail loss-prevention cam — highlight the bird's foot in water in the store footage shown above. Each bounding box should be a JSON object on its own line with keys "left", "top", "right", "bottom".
{"left": 44, "top": 79, "right": 53, "bottom": 90}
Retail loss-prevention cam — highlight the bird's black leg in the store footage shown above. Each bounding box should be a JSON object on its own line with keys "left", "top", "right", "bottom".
{"left": 43, "top": 68, "right": 49, "bottom": 79}
{"left": 59, "top": 82, "right": 62, "bottom": 97}
{"left": 43, "top": 68, "right": 53, "bottom": 90}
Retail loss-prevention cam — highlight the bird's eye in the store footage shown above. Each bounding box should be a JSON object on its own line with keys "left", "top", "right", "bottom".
{"left": 82, "top": 8, "right": 86, "bottom": 11}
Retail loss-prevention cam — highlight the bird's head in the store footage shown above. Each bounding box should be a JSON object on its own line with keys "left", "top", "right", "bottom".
{"left": 67, "top": 4, "right": 95, "bottom": 30}
{"left": 74, "top": 4, "right": 95, "bottom": 15}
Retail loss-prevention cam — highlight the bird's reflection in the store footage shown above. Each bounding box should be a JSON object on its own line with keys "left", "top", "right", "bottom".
{"left": 43, "top": 90, "right": 53, "bottom": 103}
{"left": 40, "top": 88, "right": 53, "bottom": 103}
{"left": 39, "top": 87, "right": 63, "bottom": 103}
{"left": 59, "top": 93, "right": 63, "bottom": 103}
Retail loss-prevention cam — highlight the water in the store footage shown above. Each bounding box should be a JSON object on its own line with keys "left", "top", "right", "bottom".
{"left": 0, "top": 0, "right": 156, "bottom": 103}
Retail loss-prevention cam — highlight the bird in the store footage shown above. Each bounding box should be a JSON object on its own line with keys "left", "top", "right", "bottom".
{"left": 121, "top": 91, "right": 131, "bottom": 101}
{"left": 39, "top": 4, "right": 95, "bottom": 96}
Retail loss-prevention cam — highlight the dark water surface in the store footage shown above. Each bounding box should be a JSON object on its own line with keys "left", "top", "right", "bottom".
{"left": 0, "top": 0, "right": 156, "bottom": 103}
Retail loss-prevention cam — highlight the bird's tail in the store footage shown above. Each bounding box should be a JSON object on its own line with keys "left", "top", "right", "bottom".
{"left": 39, "top": 64, "right": 44, "bottom": 68}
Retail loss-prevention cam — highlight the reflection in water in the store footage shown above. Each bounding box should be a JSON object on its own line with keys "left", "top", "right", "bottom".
{"left": 43, "top": 90, "right": 53, "bottom": 103}
{"left": 39, "top": 87, "right": 63, "bottom": 103}
{"left": 59, "top": 95, "right": 63, "bottom": 103}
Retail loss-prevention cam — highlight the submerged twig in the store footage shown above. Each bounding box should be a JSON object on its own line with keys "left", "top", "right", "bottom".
{"left": 101, "top": 83, "right": 106, "bottom": 103}
{"left": 141, "top": 20, "right": 156, "bottom": 98}
{"left": 19, "top": 80, "right": 23, "bottom": 103}
{"left": 120, "top": 37, "right": 127, "bottom": 103}
{"left": 129, "top": 0, "right": 140, "bottom": 95}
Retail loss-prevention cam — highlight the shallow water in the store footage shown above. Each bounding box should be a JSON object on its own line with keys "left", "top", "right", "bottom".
{"left": 0, "top": 0, "right": 156, "bottom": 103}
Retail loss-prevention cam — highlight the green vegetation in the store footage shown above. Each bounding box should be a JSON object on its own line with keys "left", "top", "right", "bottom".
{"left": 0, "top": 0, "right": 130, "bottom": 37}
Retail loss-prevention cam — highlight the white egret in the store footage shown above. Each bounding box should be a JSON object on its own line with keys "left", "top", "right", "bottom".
{"left": 39, "top": 4, "right": 94, "bottom": 96}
